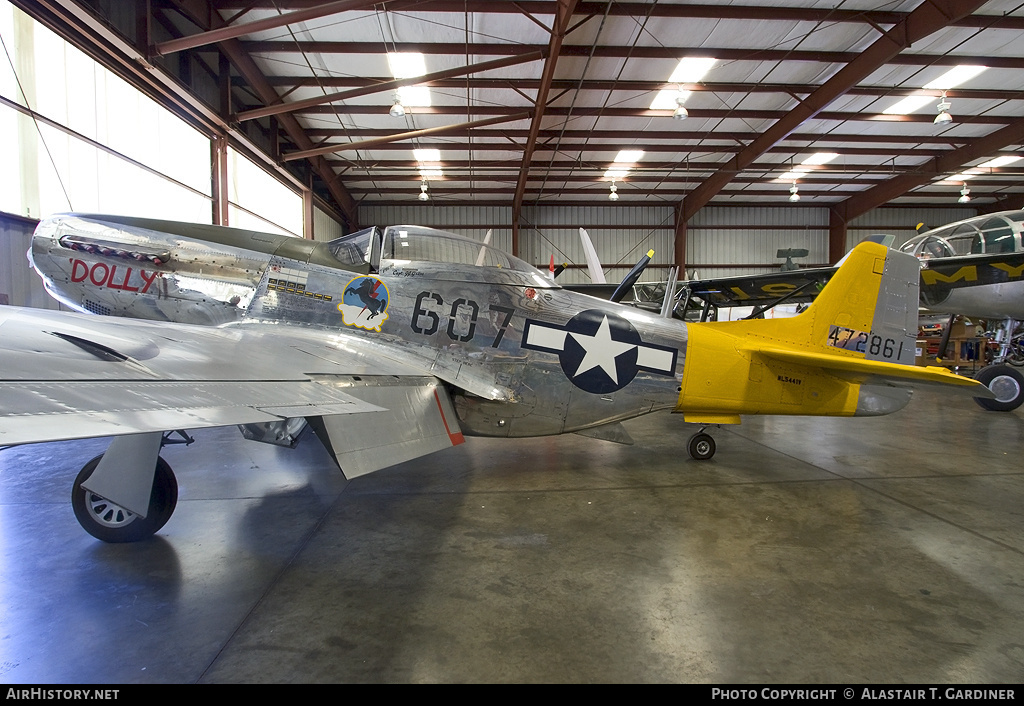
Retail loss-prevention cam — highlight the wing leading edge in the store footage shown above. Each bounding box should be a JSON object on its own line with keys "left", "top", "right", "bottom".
{"left": 0, "top": 306, "right": 467, "bottom": 477}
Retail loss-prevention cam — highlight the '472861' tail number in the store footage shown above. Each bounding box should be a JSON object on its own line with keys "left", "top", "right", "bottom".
{"left": 827, "top": 325, "right": 905, "bottom": 361}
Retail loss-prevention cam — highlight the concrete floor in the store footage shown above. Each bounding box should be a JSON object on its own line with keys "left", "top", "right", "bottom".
{"left": 1, "top": 387, "right": 1023, "bottom": 684}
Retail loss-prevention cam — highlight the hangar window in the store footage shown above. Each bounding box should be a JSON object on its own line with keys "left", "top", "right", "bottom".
{"left": 226, "top": 147, "right": 303, "bottom": 238}
{"left": 0, "top": 5, "right": 211, "bottom": 222}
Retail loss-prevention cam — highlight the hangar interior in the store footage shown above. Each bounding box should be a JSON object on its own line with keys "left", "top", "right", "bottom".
{"left": 1, "top": 0, "right": 1023, "bottom": 683}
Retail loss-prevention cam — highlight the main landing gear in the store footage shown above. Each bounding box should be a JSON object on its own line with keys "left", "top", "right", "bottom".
{"left": 687, "top": 428, "right": 717, "bottom": 460}
{"left": 71, "top": 431, "right": 192, "bottom": 542}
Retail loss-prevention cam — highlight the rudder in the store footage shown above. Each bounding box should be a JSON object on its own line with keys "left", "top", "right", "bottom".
{"left": 794, "top": 241, "right": 918, "bottom": 367}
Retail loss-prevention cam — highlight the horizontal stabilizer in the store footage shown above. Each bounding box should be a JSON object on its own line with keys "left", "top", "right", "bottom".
{"left": 749, "top": 345, "right": 992, "bottom": 395}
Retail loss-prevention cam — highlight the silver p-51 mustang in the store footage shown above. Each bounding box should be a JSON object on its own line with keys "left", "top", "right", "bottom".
{"left": 0, "top": 214, "right": 985, "bottom": 542}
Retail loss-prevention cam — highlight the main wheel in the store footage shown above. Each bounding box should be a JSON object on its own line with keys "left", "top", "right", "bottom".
{"left": 687, "top": 432, "right": 716, "bottom": 460}
{"left": 973, "top": 364, "right": 1024, "bottom": 412}
{"left": 71, "top": 454, "right": 178, "bottom": 542}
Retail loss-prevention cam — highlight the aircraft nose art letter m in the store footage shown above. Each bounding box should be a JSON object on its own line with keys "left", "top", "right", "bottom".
{"left": 522, "top": 309, "right": 678, "bottom": 394}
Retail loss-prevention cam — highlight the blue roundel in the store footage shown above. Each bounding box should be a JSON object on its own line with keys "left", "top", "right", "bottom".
{"left": 521, "top": 309, "right": 678, "bottom": 394}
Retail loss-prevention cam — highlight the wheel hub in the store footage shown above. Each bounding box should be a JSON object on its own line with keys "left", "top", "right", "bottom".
{"left": 989, "top": 375, "right": 1022, "bottom": 403}
{"left": 85, "top": 492, "right": 137, "bottom": 528}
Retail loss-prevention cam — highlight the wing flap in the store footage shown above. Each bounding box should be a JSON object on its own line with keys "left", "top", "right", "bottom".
{"left": 307, "top": 378, "right": 465, "bottom": 479}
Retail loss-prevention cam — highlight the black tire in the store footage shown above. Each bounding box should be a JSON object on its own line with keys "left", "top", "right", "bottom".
{"left": 687, "top": 432, "right": 716, "bottom": 460}
{"left": 71, "top": 454, "right": 178, "bottom": 542}
{"left": 974, "top": 364, "right": 1024, "bottom": 412}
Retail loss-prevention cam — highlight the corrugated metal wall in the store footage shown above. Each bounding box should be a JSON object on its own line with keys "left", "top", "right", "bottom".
{"left": 359, "top": 204, "right": 673, "bottom": 285}
{"left": 686, "top": 206, "right": 828, "bottom": 280}
{"left": 360, "top": 204, "right": 513, "bottom": 255}
{"left": 521, "top": 205, "right": 674, "bottom": 285}
{"left": 0, "top": 213, "right": 60, "bottom": 309}
{"left": 313, "top": 205, "right": 344, "bottom": 242}
{"left": 357, "top": 204, "right": 993, "bottom": 284}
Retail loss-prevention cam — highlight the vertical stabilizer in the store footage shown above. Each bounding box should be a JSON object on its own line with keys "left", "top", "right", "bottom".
{"left": 798, "top": 241, "right": 918, "bottom": 366}
{"left": 677, "top": 242, "right": 974, "bottom": 423}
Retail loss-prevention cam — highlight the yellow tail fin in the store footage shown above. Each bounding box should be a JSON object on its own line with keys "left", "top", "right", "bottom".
{"left": 677, "top": 242, "right": 985, "bottom": 422}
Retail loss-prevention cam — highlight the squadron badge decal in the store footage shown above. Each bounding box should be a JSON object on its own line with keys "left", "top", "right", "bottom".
{"left": 521, "top": 309, "right": 677, "bottom": 393}
{"left": 338, "top": 276, "right": 390, "bottom": 331}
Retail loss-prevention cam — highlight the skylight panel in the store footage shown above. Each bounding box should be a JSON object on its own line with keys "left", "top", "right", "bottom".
{"left": 388, "top": 53, "right": 432, "bottom": 107}
{"left": 668, "top": 58, "right": 717, "bottom": 84}
{"left": 802, "top": 152, "right": 839, "bottom": 166}
{"left": 413, "top": 149, "right": 441, "bottom": 162}
{"left": 387, "top": 53, "right": 426, "bottom": 79}
{"left": 650, "top": 89, "right": 690, "bottom": 110}
{"left": 882, "top": 65, "right": 988, "bottom": 115}
{"left": 414, "top": 148, "right": 443, "bottom": 179}
{"left": 613, "top": 150, "right": 645, "bottom": 164}
{"left": 941, "top": 155, "right": 1021, "bottom": 183}
{"left": 649, "top": 58, "right": 715, "bottom": 110}
{"left": 978, "top": 156, "right": 1021, "bottom": 169}
{"left": 604, "top": 151, "right": 644, "bottom": 179}
{"left": 882, "top": 95, "right": 934, "bottom": 115}
{"left": 774, "top": 154, "right": 840, "bottom": 182}
{"left": 923, "top": 65, "right": 987, "bottom": 90}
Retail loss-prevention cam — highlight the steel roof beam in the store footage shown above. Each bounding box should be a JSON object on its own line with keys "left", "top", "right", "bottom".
{"left": 215, "top": 2, "right": 1024, "bottom": 31}
{"left": 680, "top": 0, "right": 991, "bottom": 224}
{"left": 283, "top": 104, "right": 1020, "bottom": 125}
{"left": 256, "top": 76, "right": 1024, "bottom": 102}
{"left": 240, "top": 41, "right": 1024, "bottom": 70}
{"left": 837, "top": 117, "right": 1024, "bottom": 221}
{"left": 235, "top": 51, "right": 545, "bottom": 122}
{"left": 282, "top": 113, "right": 533, "bottom": 161}
{"left": 216, "top": 37, "right": 360, "bottom": 226}
{"left": 154, "top": 0, "right": 418, "bottom": 56}
{"left": 512, "top": 0, "right": 578, "bottom": 221}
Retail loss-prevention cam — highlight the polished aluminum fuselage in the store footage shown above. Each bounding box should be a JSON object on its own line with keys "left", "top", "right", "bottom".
{"left": 29, "top": 215, "right": 689, "bottom": 439}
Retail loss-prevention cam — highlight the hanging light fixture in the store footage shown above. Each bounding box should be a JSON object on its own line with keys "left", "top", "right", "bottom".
{"left": 389, "top": 93, "right": 406, "bottom": 118}
{"left": 789, "top": 182, "right": 800, "bottom": 202}
{"left": 934, "top": 91, "right": 952, "bottom": 125}
{"left": 958, "top": 183, "right": 970, "bottom": 203}
{"left": 418, "top": 180, "right": 430, "bottom": 201}
{"left": 673, "top": 89, "right": 689, "bottom": 120}
{"left": 608, "top": 181, "right": 619, "bottom": 201}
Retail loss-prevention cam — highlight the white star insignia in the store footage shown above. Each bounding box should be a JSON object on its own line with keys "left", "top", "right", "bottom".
{"left": 569, "top": 315, "right": 636, "bottom": 383}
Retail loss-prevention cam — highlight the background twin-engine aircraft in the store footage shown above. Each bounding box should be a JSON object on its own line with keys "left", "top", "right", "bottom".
{"left": 0, "top": 213, "right": 992, "bottom": 542}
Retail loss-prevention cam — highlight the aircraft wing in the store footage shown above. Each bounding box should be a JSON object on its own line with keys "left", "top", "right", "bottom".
{"left": 917, "top": 250, "right": 1024, "bottom": 303}
{"left": 683, "top": 267, "right": 834, "bottom": 308}
{"left": 0, "top": 306, "right": 478, "bottom": 477}
{"left": 686, "top": 250, "right": 1024, "bottom": 310}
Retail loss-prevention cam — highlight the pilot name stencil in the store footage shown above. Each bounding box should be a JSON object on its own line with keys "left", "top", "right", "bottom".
{"left": 522, "top": 309, "right": 677, "bottom": 394}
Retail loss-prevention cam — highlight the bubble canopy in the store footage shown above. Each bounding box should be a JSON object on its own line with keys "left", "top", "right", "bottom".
{"left": 327, "top": 225, "right": 551, "bottom": 284}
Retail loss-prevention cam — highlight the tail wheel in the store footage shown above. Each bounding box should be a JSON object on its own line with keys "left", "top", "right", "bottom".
{"left": 687, "top": 432, "right": 716, "bottom": 460}
{"left": 71, "top": 455, "right": 178, "bottom": 543}
{"left": 974, "top": 364, "right": 1024, "bottom": 412}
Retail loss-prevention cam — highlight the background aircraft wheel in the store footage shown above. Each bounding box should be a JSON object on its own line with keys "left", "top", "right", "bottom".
{"left": 973, "top": 364, "right": 1024, "bottom": 412}
{"left": 71, "top": 455, "right": 178, "bottom": 543}
{"left": 687, "top": 432, "right": 716, "bottom": 460}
